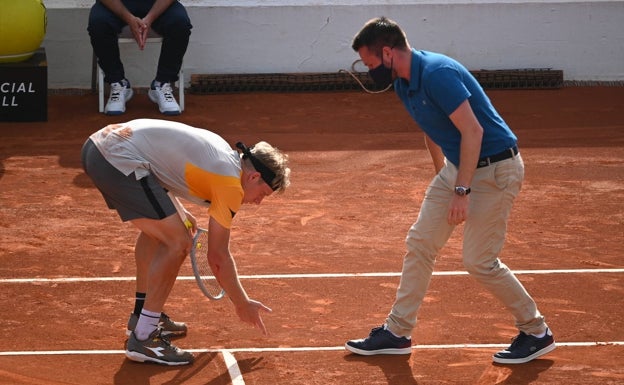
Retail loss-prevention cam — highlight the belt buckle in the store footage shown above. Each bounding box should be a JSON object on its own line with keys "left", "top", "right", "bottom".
{"left": 477, "top": 158, "right": 490, "bottom": 168}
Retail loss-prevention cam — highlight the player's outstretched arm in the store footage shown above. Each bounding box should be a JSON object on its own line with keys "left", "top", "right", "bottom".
{"left": 207, "top": 218, "right": 272, "bottom": 335}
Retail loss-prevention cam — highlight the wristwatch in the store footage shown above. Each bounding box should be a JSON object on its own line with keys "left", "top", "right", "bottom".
{"left": 454, "top": 186, "right": 471, "bottom": 196}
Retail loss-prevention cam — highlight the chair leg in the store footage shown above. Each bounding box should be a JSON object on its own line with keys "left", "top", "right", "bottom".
{"left": 93, "top": 50, "right": 105, "bottom": 113}
{"left": 91, "top": 52, "right": 97, "bottom": 93}
{"left": 98, "top": 66, "right": 104, "bottom": 113}
{"left": 179, "top": 68, "right": 185, "bottom": 112}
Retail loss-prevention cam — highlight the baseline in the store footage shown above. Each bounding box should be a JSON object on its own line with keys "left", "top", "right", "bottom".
{"left": 1, "top": 341, "right": 623, "bottom": 357}
{"left": 1, "top": 268, "right": 623, "bottom": 284}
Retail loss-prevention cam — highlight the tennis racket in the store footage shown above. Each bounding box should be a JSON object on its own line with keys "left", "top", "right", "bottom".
{"left": 167, "top": 192, "right": 226, "bottom": 300}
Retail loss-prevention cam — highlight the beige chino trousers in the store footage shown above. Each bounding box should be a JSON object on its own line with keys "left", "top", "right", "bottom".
{"left": 386, "top": 153, "right": 547, "bottom": 338}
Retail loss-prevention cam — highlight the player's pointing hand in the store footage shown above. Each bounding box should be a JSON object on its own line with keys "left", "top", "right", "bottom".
{"left": 235, "top": 299, "right": 272, "bottom": 336}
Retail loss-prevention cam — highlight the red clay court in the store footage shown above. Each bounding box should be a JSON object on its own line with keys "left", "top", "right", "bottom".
{"left": 0, "top": 87, "right": 623, "bottom": 384}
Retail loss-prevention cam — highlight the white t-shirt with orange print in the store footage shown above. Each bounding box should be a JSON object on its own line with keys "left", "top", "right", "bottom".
{"left": 89, "top": 118, "right": 242, "bottom": 229}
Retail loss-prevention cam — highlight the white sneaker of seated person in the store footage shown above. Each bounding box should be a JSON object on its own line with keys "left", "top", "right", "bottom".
{"left": 148, "top": 80, "right": 181, "bottom": 115}
{"left": 105, "top": 79, "right": 133, "bottom": 115}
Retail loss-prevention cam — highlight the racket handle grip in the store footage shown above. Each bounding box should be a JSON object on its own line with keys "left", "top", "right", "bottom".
{"left": 167, "top": 191, "right": 192, "bottom": 229}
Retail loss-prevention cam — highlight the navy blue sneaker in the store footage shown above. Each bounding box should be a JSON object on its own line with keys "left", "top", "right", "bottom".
{"left": 493, "top": 328, "right": 556, "bottom": 364}
{"left": 345, "top": 325, "right": 412, "bottom": 355}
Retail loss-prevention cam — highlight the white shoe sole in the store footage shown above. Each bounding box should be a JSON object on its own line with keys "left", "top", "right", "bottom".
{"left": 492, "top": 342, "right": 556, "bottom": 364}
{"left": 125, "top": 350, "right": 192, "bottom": 366}
{"left": 125, "top": 329, "right": 186, "bottom": 337}
{"left": 345, "top": 343, "right": 412, "bottom": 355}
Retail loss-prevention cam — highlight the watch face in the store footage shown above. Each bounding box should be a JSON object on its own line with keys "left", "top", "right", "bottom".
{"left": 455, "top": 187, "right": 467, "bottom": 196}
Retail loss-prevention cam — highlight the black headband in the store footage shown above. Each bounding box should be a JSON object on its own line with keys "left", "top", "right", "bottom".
{"left": 236, "top": 142, "right": 277, "bottom": 191}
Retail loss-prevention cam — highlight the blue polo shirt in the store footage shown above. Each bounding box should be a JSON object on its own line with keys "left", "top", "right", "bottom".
{"left": 395, "top": 49, "right": 517, "bottom": 167}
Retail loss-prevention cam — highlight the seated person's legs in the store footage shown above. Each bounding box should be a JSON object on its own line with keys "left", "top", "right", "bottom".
{"left": 151, "top": 1, "right": 192, "bottom": 84}
{"left": 88, "top": 2, "right": 126, "bottom": 83}
{"left": 88, "top": 2, "right": 133, "bottom": 115}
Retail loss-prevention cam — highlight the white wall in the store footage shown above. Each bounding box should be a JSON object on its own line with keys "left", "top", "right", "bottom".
{"left": 43, "top": 0, "right": 624, "bottom": 88}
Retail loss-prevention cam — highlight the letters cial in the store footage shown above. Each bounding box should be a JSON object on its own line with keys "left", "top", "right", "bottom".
{"left": 1, "top": 82, "right": 36, "bottom": 93}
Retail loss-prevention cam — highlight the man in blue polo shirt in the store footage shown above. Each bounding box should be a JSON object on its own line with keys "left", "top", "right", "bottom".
{"left": 344, "top": 17, "right": 556, "bottom": 364}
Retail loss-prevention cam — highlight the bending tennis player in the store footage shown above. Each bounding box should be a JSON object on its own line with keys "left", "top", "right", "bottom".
{"left": 80, "top": 118, "right": 290, "bottom": 366}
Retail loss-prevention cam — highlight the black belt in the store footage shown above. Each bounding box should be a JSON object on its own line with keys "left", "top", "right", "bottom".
{"left": 477, "top": 146, "right": 519, "bottom": 168}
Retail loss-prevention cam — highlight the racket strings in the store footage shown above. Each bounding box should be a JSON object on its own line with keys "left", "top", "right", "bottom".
{"left": 191, "top": 229, "right": 225, "bottom": 300}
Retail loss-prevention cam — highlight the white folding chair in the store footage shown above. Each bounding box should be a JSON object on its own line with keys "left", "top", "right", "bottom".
{"left": 91, "top": 26, "right": 184, "bottom": 113}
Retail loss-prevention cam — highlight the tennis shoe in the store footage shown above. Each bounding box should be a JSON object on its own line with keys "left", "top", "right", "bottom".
{"left": 104, "top": 79, "right": 133, "bottom": 115}
{"left": 492, "top": 328, "right": 556, "bottom": 364}
{"left": 345, "top": 325, "right": 412, "bottom": 355}
{"left": 126, "top": 328, "right": 194, "bottom": 366}
{"left": 126, "top": 312, "right": 187, "bottom": 337}
{"left": 148, "top": 81, "right": 181, "bottom": 115}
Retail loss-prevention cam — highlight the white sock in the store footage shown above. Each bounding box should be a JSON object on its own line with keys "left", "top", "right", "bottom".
{"left": 384, "top": 323, "right": 409, "bottom": 339}
{"left": 532, "top": 330, "right": 547, "bottom": 339}
{"left": 135, "top": 309, "right": 161, "bottom": 340}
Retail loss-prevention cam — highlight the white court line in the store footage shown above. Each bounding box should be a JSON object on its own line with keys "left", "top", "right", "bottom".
{"left": 1, "top": 270, "right": 620, "bottom": 383}
{"left": 1, "top": 268, "right": 623, "bottom": 284}
{"left": 1, "top": 341, "right": 623, "bottom": 357}
{"left": 222, "top": 350, "right": 245, "bottom": 385}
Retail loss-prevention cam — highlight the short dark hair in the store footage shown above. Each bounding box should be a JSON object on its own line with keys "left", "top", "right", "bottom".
{"left": 352, "top": 17, "right": 408, "bottom": 57}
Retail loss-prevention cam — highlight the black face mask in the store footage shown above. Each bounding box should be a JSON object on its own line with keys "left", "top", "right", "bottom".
{"left": 369, "top": 60, "right": 393, "bottom": 88}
